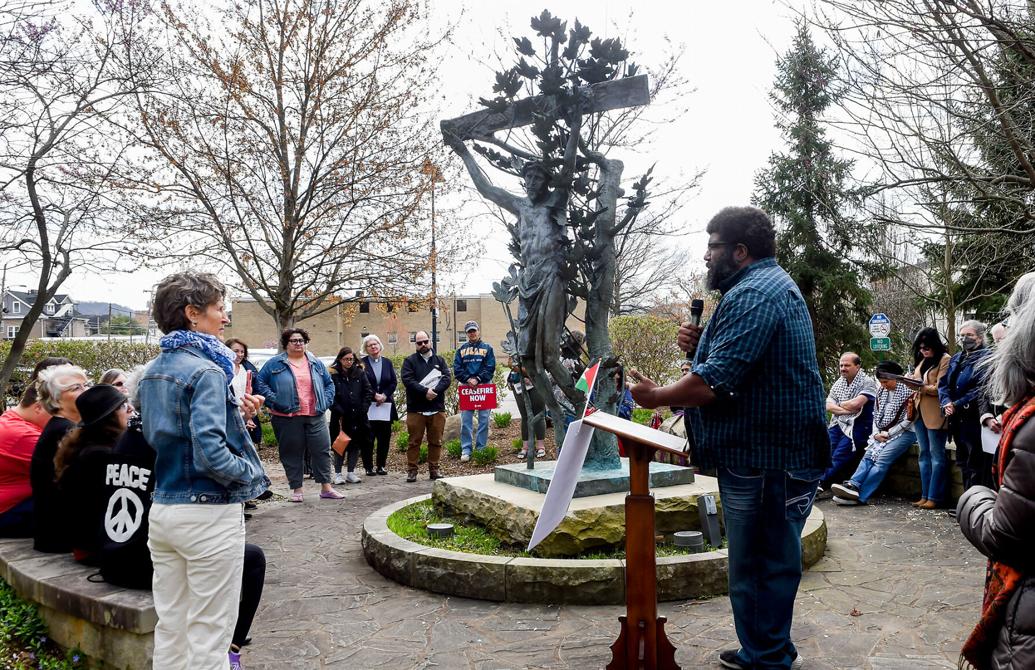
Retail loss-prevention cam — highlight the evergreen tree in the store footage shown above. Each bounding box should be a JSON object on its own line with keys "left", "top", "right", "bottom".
{"left": 753, "top": 22, "right": 872, "bottom": 380}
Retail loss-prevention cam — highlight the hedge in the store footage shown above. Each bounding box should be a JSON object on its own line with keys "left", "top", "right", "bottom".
{"left": 385, "top": 350, "right": 508, "bottom": 416}
{"left": 1, "top": 340, "right": 159, "bottom": 402}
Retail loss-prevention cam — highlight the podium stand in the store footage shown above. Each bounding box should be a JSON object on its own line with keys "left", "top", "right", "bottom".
{"left": 582, "top": 411, "right": 686, "bottom": 670}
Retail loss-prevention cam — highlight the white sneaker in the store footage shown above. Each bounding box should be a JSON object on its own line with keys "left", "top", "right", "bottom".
{"left": 345, "top": 472, "right": 362, "bottom": 484}
{"left": 833, "top": 496, "right": 860, "bottom": 506}
{"left": 332, "top": 472, "right": 345, "bottom": 485}
{"left": 460, "top": 454, "right": 470, "bottom": 462}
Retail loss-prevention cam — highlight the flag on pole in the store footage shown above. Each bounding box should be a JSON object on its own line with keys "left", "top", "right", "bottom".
{"left": 574, "top": 359, "right": 600, "bottom": 394}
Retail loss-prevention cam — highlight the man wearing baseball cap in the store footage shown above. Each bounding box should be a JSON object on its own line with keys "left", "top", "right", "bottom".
{"left": 453, "top": 321, "right": 496, "bottom": 462}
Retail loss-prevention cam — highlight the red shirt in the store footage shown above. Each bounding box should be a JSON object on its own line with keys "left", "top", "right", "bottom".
{"left": 0, "top": 409, "right": 42, "bottom": 514}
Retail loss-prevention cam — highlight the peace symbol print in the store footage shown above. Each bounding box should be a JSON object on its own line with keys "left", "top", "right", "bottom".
{"left": 104, "top": 488, "right": 144, "bottom": 543}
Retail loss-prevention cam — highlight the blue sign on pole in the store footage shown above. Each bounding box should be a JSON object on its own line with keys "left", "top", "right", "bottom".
{"left": 868, "top": 313, "right": 891, "bottom": 338}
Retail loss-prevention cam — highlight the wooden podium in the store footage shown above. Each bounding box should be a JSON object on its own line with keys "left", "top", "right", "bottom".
{"left": 582, "top": 411, "right": 686, "bottom": 670}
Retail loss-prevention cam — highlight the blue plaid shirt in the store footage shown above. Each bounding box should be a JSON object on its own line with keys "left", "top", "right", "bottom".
{"left": 689, "top": 258, "right": 830, "bottom": 471}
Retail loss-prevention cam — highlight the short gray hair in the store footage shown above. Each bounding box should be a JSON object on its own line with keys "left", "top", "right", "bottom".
{"left": 123, "top": 365, "right": 148, "bottom": 409}
{"left": 35, "top": 364, "right": 88, "bottom": 414}
{"left": 958, "top": 320, "right": 987, "bottom": 340}
{"left": 1006, "top": 272, "right": 1035, "bottom": 316}
{"left": 362, "top": 334, "right": 383, "bottom": 353}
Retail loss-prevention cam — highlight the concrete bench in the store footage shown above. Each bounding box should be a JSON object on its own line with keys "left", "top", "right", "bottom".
{"left": 0, "top": 538, "right": 154, "bottom": 669}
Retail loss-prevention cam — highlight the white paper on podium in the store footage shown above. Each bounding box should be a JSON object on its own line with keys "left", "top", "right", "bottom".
{"left": 981, "top": 425, "right": 1001, "bottom": 455}
{"left": 368, "top": 403, "right": 392, "bottom": 422}
{"left": 527, "top": 419, "right": 595, "bottom": 551}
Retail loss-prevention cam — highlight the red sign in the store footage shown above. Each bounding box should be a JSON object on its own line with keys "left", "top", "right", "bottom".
{"left": 458, "top": 384, "right": 498, "bottom": 411}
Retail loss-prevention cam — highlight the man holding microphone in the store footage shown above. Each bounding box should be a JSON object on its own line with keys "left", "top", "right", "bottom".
{"left": 630, "top": 206, "right": 828, "bottom": 670}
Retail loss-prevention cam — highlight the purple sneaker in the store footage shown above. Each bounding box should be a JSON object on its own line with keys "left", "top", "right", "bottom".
{"left": 228, "top": 650, "right": 243, "bottom": 670}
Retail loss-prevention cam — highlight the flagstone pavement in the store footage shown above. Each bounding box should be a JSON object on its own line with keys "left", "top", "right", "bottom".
{"left": 241, "top": 468, "right": 983, "bottom": 670}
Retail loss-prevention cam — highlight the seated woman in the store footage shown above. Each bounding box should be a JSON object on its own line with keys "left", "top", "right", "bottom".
{"left": 31, "top": 363, "right": 90, "bottom": 553}
{"left": 831, "top": 361, "right": 916, "bottom": 506}
{"left": 54, "top": 384, "right": 131, "bottom": 563}
{"left": 0, "top": 381, "right": 53, "bottom": 536}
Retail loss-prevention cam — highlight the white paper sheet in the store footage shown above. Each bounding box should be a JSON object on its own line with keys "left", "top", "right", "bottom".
{"left": 419, "top": 368, "right": 442, "bottom": 388}
{"left": 527, "top": 419, "right": 595, "bottom": 551}
{"left": 367, "top": 402, "right": 392, "bottom": 422}
{"left": 981, "top": 425, "right": 1001, "bottom": 455}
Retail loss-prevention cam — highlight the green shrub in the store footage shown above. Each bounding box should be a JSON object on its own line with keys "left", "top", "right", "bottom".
{"left": 1, "top": 340, "right": 159, "bottom": 402}
{"left": 396, "top": 431, "right": 409, "bottom": 452}
{"left": 472, "top": 446, "right": 498, "bottom": 465}
{"left": 511, "top": 438, "right": 523, "bottom": 452}
{"left": 260, "top": 419, "right": 277, "bottom": 447}
{"left": 418, "top": 444, "right": 428, "bottom": 464}
{"left": 391, "top": 419, "right": 403, "bottom": 433}
{"left": 492, "top": 411, "right": 512, "bottom": 428}
{"left": 445, "top": 439, "right": 462, "bottom": 459}
{"left": 631, "top": 408, "right": 654, "bottom": 426}
{"left": 0, "top": 579, "right": 86, "bottom": 668}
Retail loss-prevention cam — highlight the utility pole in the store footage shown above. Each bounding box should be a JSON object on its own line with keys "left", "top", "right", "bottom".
{"left": 107, "top": 302, "right": 112, "bottom": 342}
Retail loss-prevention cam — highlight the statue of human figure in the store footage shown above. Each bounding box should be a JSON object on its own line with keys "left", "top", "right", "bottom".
{"left": 443, "top": 100, "right": 585, "bottom": 409}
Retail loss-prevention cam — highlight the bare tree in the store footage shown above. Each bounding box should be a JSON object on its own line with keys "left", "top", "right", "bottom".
{"left": 0, "top": 1, "right": 142, "bottom": 392}
{"left": 119, "top": 0, "right": 452, "bottom": 334}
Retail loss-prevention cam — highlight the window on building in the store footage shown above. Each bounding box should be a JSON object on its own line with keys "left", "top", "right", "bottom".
{"left": 386, "top": 303, "right": 395, "bottom": 313}
{"left": 359, "top": 302, "right": 370, "bottom": 313}
{"left": 388, "top": 332, "right": 398, "bottom": 344}
{"left": 6, "top": 326, "right": 17, "bottom": 339}
{"left": 12, "top": 302, "right": 20, "bottom": 314}
{"left": 43, "top": 303, "right": 54, "bottom": 315}
{"left": 457, "top": 331, "right": 465, "bottom": 344}
{"left": 455, "top": 299, "right": 467, "bottom": 312}
{"left": 409, "top": 331, "right": 416, "bottom": 342}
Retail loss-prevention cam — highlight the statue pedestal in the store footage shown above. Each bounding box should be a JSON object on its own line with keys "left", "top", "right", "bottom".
{"left": 494, "top": 459, "right": 693, "bottom": 498}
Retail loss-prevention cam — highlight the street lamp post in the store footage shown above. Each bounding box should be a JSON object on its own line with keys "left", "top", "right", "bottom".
{"left": 421, "top": 159, "right": 444, "bottom": 353}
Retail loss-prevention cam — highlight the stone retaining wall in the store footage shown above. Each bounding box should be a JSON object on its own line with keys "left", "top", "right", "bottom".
{"left": 362, "top": 495, "right": 827, "bottom": 604}
{"left": 883, "top": 443, "right": 964, "bottom": 504}
{"left": 0, "top": 538, "right": 154, "bottom": 669}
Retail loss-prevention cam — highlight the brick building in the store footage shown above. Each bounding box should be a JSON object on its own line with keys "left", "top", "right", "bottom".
{"left": 225, "top": 293, "right": 585, "bottom": 357}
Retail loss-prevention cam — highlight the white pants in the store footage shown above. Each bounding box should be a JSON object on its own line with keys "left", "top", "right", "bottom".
{"left": 148, "top": 502, "right": 245, "bottom": 670}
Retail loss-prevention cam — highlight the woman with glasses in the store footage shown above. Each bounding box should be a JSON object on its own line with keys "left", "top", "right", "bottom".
{"left": 100, "top": 369, "right": 128, "bottom": 393}
{"left": 361, "top": 334, "right": 397, "bottom": 476}
{"left": 910, "top": 328, "right": 951, "bottom": 509}
{"left": 329, "top": 347, "right": 373, "bottom": 483}
{"left": 940, "top": 321, "right": 994, "bottom": 490}
{"left": 257, "top": 328, "right": 344, "bottom": 502}
{"left": 31, "top": 364, "right": 90, "bottom": 553}
{"left": 53, "top": 385, "right": 132, "bottom": 563}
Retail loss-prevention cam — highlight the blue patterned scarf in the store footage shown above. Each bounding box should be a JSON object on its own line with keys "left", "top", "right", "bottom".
{"left": 159, "top": 330, "right": 235, "bottom": 383}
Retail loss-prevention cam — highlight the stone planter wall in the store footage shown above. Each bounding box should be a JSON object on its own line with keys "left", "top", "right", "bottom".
{"left": 362, "top": 495, "right": 827, "bottom": 604}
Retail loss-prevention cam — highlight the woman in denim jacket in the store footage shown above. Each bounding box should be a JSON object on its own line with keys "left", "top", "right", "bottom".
{"left": 138, "top": 272, "right": 269, "bottom": 670}
{"left": 256, "top": 328, "right": 343, "bottom": 502}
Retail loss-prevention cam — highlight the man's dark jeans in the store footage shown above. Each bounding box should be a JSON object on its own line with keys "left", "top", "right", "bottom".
{"left": 718, "top": 466, "right": 822, "bottom": 669}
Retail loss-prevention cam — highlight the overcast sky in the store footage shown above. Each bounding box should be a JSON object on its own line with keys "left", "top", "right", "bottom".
{"left": 9, "top": 0, "right": 805, "bottom": 310}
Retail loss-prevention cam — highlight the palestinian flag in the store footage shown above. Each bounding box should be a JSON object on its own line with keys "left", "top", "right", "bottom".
{"left": 574, "top": 360, "right": 600, "bottom": 395}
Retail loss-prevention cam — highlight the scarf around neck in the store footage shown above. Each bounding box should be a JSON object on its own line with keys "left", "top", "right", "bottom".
{"left": 159, "top": 330, "right": 235, "bottom": 383}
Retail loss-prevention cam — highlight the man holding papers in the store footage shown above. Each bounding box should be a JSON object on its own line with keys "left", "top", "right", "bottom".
{"left": 400, "top": 331, "right": 452, "bottom": 482}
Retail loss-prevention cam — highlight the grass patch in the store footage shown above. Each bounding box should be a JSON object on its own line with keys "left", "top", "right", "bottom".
{"left": 0, "top": 579, "right": 86, "bottom": 669}
{"left": 386, "top": 500, "right": 714, "bottom": 559}
{"left": 492, "top": 411, "right": 512, "bottom": 428}
{"left": 260, "top": 418, "right": 277, "bottom": 447}
{"left": 396, "top": 431, "right": 409, "bottom": 452}
{"left": 445, "top": 439, "right": 462, "bottom": 459}
{"left": 418, "top": 444, "right": 428, "bottom": 464}
{"left": 511, "top": 438, "right": 523, "bottom": 452}
{"left": 472, "top": 446, "right": 498, "bottom": 465}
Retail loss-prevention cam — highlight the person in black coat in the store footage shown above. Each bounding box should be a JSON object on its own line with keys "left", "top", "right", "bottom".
{"left": 400, "top": 331, "right": 452, "bottom": 482}
{"left": 53, "top": 385, "right": 132, "bottom": 564}
{"left": 361, "top": 334, "right": 397, "bottom": 475}
{"left": 329, "top": 347, "right": 374, "bottom": 482}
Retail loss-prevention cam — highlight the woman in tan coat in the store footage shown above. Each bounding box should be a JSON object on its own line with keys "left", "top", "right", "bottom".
{"left": 910, "top": 327, "right": 951, "bottom": 508}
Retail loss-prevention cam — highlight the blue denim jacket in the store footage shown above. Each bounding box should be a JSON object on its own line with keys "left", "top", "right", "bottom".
{"left": 139, "top": 346, "right": 269, "bottom": 505}
{"left": 256, "top": 352, "right": 334, "bottom": 414}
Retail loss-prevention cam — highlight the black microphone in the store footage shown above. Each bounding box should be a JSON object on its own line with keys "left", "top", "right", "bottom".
{"left": 687, "top": 299, "right": 704, "bottom": 360}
